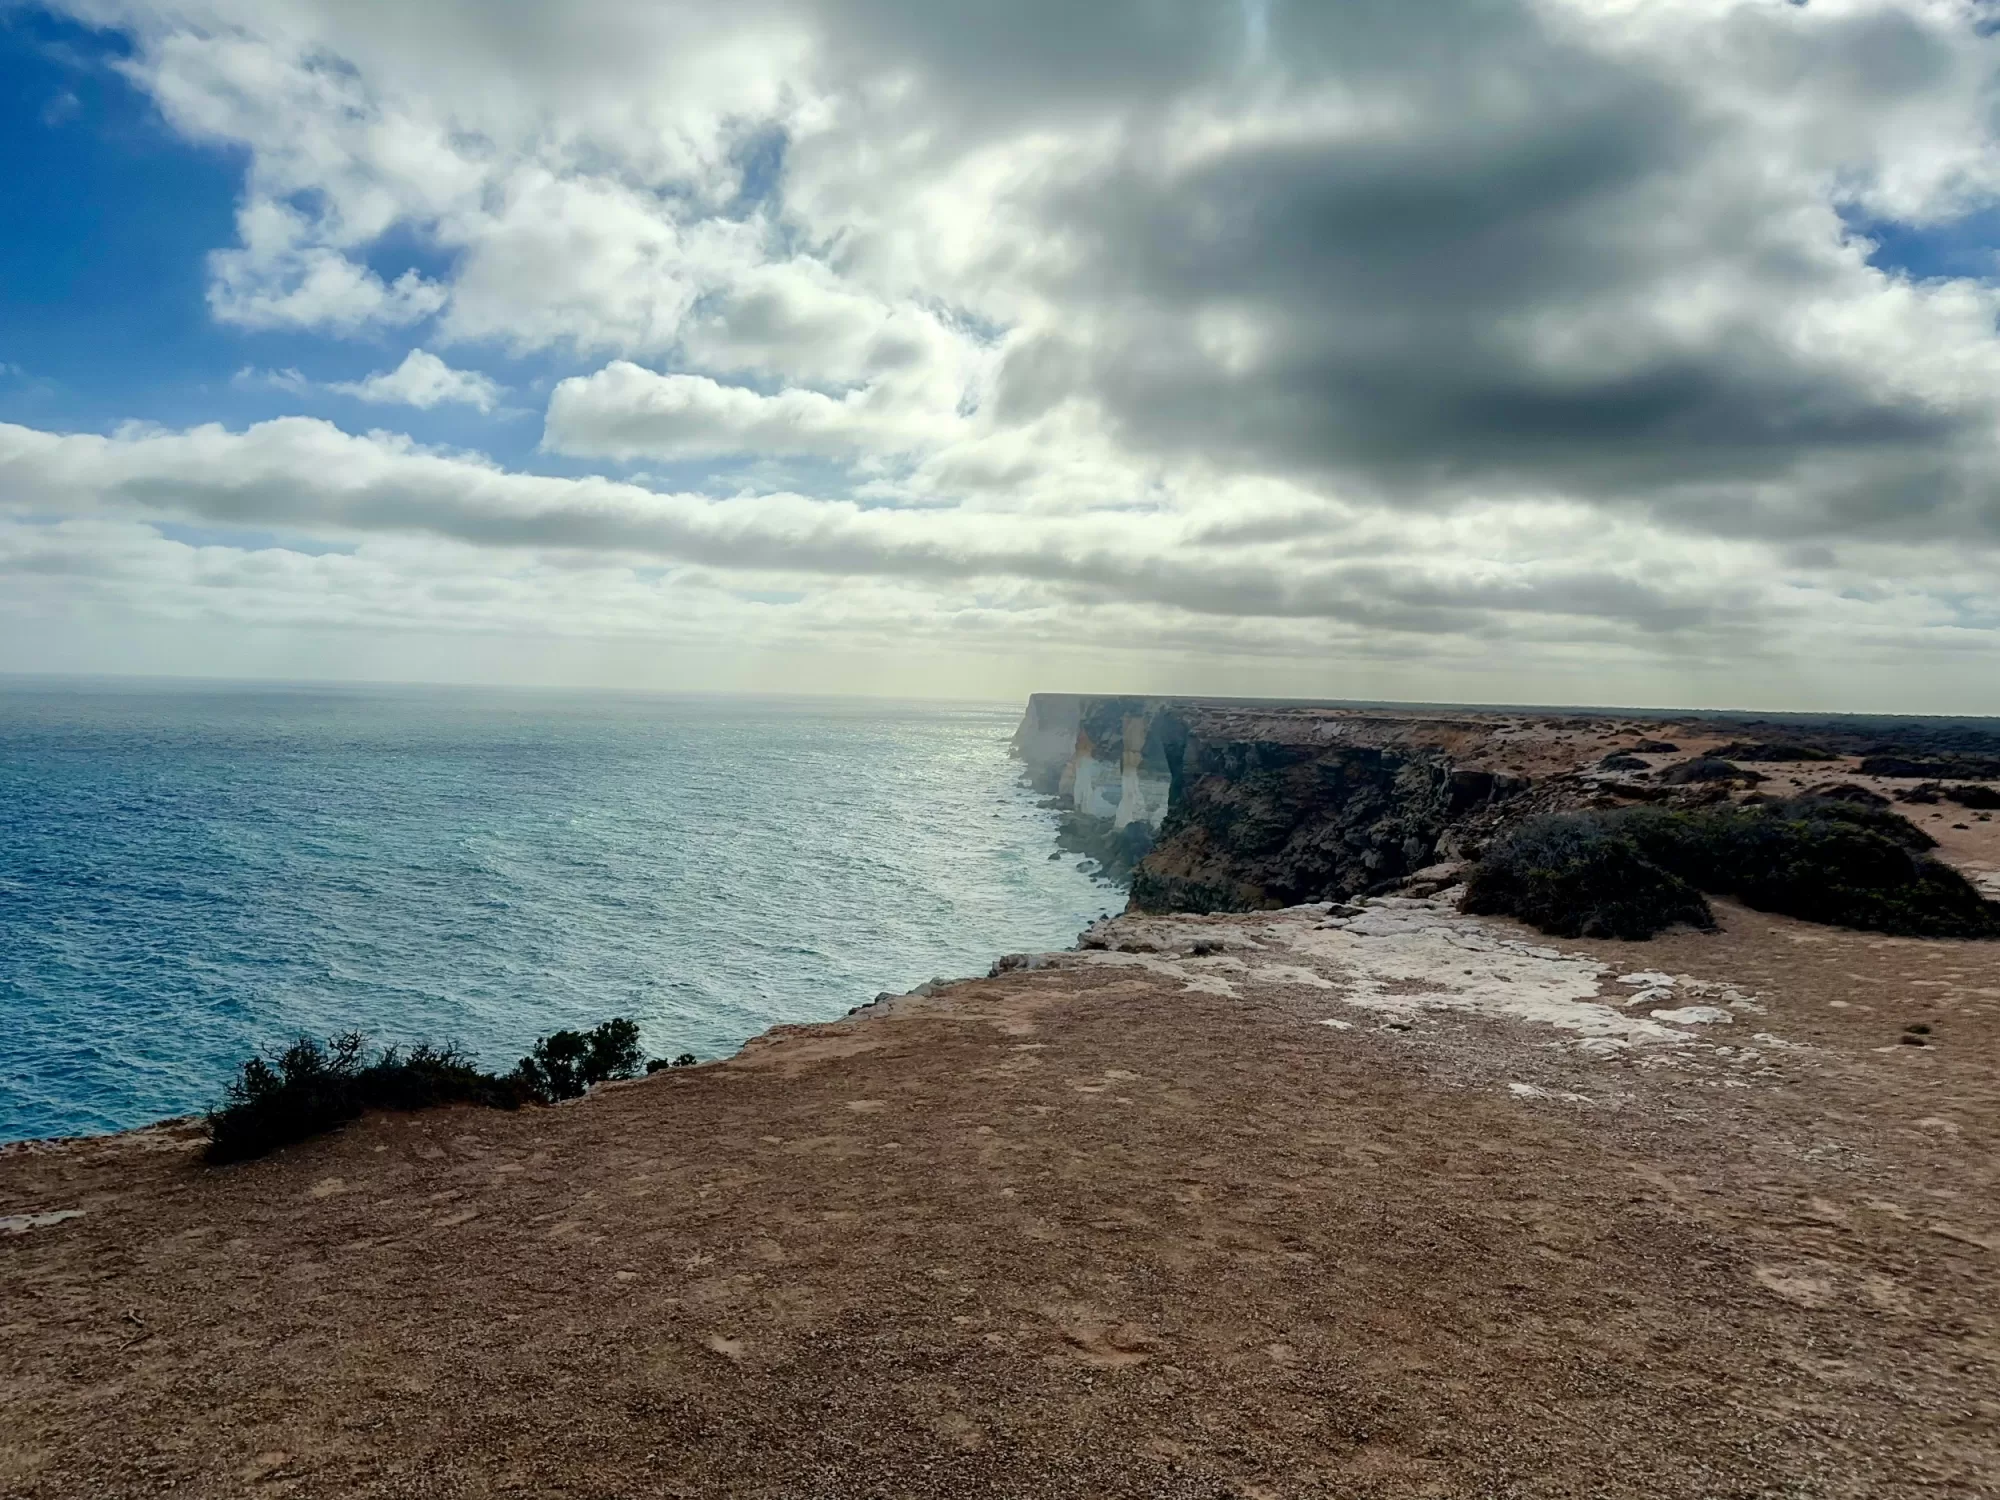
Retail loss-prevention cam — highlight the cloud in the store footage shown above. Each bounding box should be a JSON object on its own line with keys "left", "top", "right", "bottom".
{"left": 232, "top": 365, "right": 313, "bottom": 395}
{"left": 20, "top": 0, "right": 2000, "bottom": 700}
{"left": 0, "top": 416, "right": 1766, "bottom": 637}
{"left": 3, "top": 412, "right": 1996, "bottom": 705}
{"left": 329, "top": 350, "right": 503, "bottom": 411}
{"left": 234, "top": 352, "right": 503, "bottom": 412}
{"left": 543, "top": 361, "right": 957, "bottom": 461}
{"left": 208, "top": 202, "right": 447, "bottom": 333}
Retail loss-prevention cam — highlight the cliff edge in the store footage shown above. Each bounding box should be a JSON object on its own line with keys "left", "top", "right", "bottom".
{"left": 6, "top": 884, "right": 1997, "bottom": 1497}
{"left": 1017, "top": 694, "right": 2000, "bottom": 914}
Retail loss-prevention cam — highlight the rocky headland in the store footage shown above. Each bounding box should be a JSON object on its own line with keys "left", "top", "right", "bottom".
{"left": 1015, "top": 692, "right": 2000, "bottom": 911}
{"left": 5, "top": 695, "right": 2000, "bottom": 1497}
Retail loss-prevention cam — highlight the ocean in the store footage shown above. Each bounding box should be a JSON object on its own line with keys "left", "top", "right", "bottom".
{"left": 0, "top": 680, "right": 1113, "bottom": 1144}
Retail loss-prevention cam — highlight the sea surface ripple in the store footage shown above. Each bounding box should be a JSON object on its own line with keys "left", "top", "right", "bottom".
{"left": 0, "top": 681, "right": 1113, "bottom": 1143}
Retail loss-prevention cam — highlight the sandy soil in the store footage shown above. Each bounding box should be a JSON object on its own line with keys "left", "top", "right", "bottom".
{"left": 4, "top": 891, "right": 1998, "bottom": 1498}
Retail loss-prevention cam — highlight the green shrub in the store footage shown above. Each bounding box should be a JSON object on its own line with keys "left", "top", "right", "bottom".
{"left": 206, "top": 1034, "right": 530, "bottom": 1164}
{"left": 512, "top": 1017, "right": 643, "bottom": 1102}
{"left": 209, "top": 1015, "right": 658, "bottom": 1163}
{"left": 1660, "top": 757, "right": 1762, "bottom": 785}
{"left": 1803, "top": 782, "right": 1889, "bottom": 809}
{"left": 1461, "top": 814, "right": 1715, "bottom": 940}
{"left": 1617, "top": 799, "right": 1986, "bottom": 937}
{"left": 1713, "top": 741, "right": 1836, "bottom": 762}
{"left": 1465, "top": 798, "right": 1997, "bottom": 941}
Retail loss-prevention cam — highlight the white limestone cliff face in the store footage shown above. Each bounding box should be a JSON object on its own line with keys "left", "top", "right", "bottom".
{"left": 1013, "top": 695, "right": 1175, "bottom": 851}
{"left": 1012, "top": 693, "right": 1085, "bottom": 791}
{"left": 1066, "top": 712, "right": 1172, "bottom": 832}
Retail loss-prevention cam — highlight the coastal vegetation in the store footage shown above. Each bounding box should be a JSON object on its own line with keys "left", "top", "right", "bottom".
{"left": 1711, "top": 741, "right": 1837, "bottom": 762}
{"left": 1464, "top": 797, "right": 2000, "bottom": 942}
{"left": 1658, "top": 757, "right": 1764, "bottom": 785}
{"left": 511, "top": 1017, "right": 643, "bottom": 1103}
{"left": 206, "top": 1018, "right": 675, "bottom": 1163}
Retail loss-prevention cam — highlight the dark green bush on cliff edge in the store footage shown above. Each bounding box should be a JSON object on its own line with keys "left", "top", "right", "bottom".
{"left": 512, "top": 1018, "right": 643, "bottom": 1102}
{"left": 1465, "top": 798, "right": 1998, "bottom": 942}
{"left": 206, "top": 1034, "right": 532, "bottom": 1164}
{"left": 1461, "top": 815, "right": 1714, "bottom": 940}
{"left": 208, "top": 1017, "right": 654, "bottom": 1163}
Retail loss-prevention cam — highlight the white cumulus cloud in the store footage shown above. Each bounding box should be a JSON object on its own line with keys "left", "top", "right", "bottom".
{"left": 330, "top": 350, "right": 504, "bottom": 411}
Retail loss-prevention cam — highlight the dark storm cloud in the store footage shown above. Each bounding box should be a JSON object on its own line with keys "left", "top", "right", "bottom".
{"left": 975, "top": 0, "right": 2000, "bottom": 539}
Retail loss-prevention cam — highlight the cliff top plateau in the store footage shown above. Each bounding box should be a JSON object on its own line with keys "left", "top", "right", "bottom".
{"left": 4, "top": 698, "right": 1998, "bottom": 1497}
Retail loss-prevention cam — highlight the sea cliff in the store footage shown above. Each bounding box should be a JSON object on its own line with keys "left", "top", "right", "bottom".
{"left": 1015, "top": 694, "right": 1544, "bottom": 907}
{"left": 1015, "top": 693, "right": 2000, "bottom": 912}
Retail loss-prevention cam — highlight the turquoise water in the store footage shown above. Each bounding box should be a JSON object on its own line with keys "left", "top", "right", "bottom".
{"left": 0, "top": 681, "right": 1111, "bottom": 1143}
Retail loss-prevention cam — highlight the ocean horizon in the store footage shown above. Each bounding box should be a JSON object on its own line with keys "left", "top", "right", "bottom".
{"left": 0, "top": 678, "right": 1115, "bottom": 1144}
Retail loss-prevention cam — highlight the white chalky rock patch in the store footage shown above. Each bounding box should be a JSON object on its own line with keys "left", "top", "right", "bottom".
{"left": 0, "top": 1210, "right": 84, "bottom": 1235}
{"left": 1284, "top": 897, "right": 1685, "bottom": 1045}
{"left": 1052, "top": 948, "right": 1245, "bottom": 998}
{"left": 1618, "top": 971, "right": 1677, "bottom": 988}
{"left": 1508, "top": 1082, "right": 1594, "bottom": 1104}
{"left": 1052, "top": 895, "right": 1793, "bottom": 1060}
{"left": 1650, "top": 1006, "right": 1733, "bottom": 1026}
{"left": 1249, "top": 963, "right": 1337, "bottom": 991}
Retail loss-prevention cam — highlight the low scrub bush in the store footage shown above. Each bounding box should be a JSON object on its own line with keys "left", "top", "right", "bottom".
{"left": 1660, "top": 757, "right": 1763, "bottom": 785}
{"left": 1464, "top": 798, "right": 1996, "bottom": 941}
{"left": 512, "top": 1018, "right": 642, "bottom": 1102}
{"left": 209, "top": 1015, "right": 661, "bottom": 1163}
{"left": 1861, "top": 753, "right": 2000, "bottom": 780}
{"left": 1803, "top": 782, "right": 1889, "bottom": 809}
{"left": 1712, "top": 741, "right": 1836, "bottom": 762}
{"left": 1461, "top": 815, "right": 1714, "bottom": 940}
{"left": 207, "top": 1035, "right": 530, "bottom": 1164}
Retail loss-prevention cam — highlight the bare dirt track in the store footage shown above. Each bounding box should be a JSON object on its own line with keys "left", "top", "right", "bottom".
{"left": 3, "top": 901, "right": 1998, "bottom": 1499}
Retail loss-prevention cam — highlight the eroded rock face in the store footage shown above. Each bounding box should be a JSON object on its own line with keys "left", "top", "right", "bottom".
{"left": 1017, "top": 694, "right": 1180, "bottom": 879}
{"left": 1130, "top": 741, "right": 1523, "bottom": 912}
{"left": 1015, "top": 695, "right": 1529, "bottom": 910}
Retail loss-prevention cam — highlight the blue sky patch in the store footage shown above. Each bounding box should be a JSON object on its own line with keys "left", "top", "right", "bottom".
{"left": 1844, "top": 205, "right": 2000, "bottom": 283}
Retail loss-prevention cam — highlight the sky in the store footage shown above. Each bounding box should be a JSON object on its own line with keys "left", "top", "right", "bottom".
{"left": 5, "top": 1, "right": 2000, "bottom": 710}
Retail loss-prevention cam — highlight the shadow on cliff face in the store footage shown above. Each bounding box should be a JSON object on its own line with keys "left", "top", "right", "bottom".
{"left": 1127, "top": 742, "right": 1524, "bottom": 913}
{"left": 1462, "top": 799, "right": 2000, "bottom": 941}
